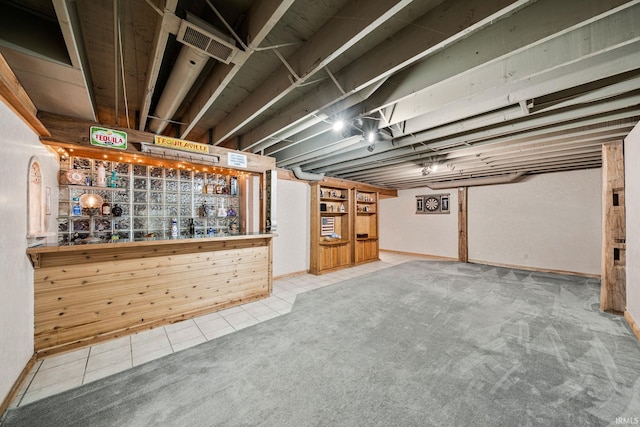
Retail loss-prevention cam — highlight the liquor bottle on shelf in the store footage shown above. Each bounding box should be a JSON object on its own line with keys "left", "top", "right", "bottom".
{"left": 204, "top": 178, "right": 214, "bottom": 195}
{"left": 217, "top": 199, "right": 227, "bottom": 217}
{"left": 109, "top": 171, "right": 117, "bottom": 188}
{"left": 199, "top": 202, "right": 208, "bottom": 217}
{"left": 216, "top": 175, "right": 225, "bottom": 194}
{"left": 188, "top": 218, "right": 195, "bottom": 237}
{"left": 97, "top": 163, "right": 106, "bottom": 187}
{"left": 72, "top": 197, "right": 82, "bottom": 216}
{"left": 101, "top": 199, "right": 111, "bottom": 215}
{"left": 171, "top": 218, "right": 178, "bottom": 238}
{"left": 111, "top": 204, "right": 122, "bottom": 217}
{"left": 230, "top": 176, "right": 238, "bottom": 196}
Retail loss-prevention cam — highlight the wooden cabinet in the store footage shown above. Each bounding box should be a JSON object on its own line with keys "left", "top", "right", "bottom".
{"left": 310, "top": 183, "right": 380, "bottom": 274}
{"left": 28, "top": 234, "right": 274, "bottom": 356}
{"left": 318, "top": 241, "right": 351, "bottom": 271}
{"left": 354, "top": 190, "right": 379, "bottom": 264}
{"left": 310, "top": 183, "right": 352, "bottom": 274}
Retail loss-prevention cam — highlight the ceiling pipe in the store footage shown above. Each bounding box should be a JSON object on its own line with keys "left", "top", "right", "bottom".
{"left": 148, "top": 45, "right": 209, "bottom": 134}
{"left": 138, "top": 0, "right": 180, "bottom": 131}
{"left": 291, "top": 166, "right": 325, "bottom": 182}
{"left": 424, "top": 172, "right": 526, "bottom": 189}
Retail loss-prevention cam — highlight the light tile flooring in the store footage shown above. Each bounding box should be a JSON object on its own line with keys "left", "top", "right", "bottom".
{"left": 10, "top": 251, "right": 421, "bottom": 409}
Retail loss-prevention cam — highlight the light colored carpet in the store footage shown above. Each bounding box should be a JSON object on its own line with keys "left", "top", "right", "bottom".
{"left": 2, "top": 261, "right": 639, "bottom": 426}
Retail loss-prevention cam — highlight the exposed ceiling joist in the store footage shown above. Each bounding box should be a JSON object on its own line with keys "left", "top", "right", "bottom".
{"left": 201, "top": 0, "right": 414, "bottom": 145}
{"left": 2, "top": 0, "right": 638, "bottom": 189}
{"left": 303, "top": 102, "right": 640, "bottom": 174}
{"left": 178, "top": 0, "right": 295, "bottom": 140}
{"left": 238, "top": 0, "right": 532, "bottom": 151}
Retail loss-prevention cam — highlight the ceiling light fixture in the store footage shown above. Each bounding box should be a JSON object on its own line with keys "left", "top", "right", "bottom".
{"left": 332, "top": 120, "right": 345, "bottom": 131}
{"left": 367, "top": 131, "right": 376, "bottom": 143}
{"left": 421, "top": 159, "right": 453, "bottom": 176}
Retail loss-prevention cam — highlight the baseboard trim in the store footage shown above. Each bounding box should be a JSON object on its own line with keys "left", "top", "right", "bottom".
{"left": 378, "top": 250, "right": 600, "bottom": 279}
{"left": 467, "top": 258, "right": 601, "bottom": 279}
{"left": 1, "top": 353, "right": 37, "bottom": 417}
{"left": 274, "top": 270, "right": 309, "bottom": 280}
{"left": 379, "top": 249, "right": 457, "bottom": 262}
{"left": 624, "top": 311, "right": 640, "bottom": 342}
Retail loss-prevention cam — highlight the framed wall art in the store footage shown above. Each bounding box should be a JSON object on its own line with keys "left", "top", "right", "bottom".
{"left": 321, "top": 217, "right": 335, "bottom": 236}
{"left": 415, "top": 193, "right": 450, "bottom": 214}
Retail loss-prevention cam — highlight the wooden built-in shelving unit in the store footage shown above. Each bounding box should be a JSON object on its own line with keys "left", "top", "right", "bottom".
{"left": 354, "top": 190, "right": 379, "bottom": 264}
{"left": 310, "top": 183, "right": 352, "bottom": 274}
{"left": 310, "top": 183, "right": 381, "bottom": 274}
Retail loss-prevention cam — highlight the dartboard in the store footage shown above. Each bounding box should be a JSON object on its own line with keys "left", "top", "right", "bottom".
{"left": 424, "top": 196, "right": 440, "bottom": 211}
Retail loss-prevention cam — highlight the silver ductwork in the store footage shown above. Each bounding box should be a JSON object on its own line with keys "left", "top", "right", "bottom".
{"left": 425, "top": 172, "right": 526, "bottom": 189}
{"left": 148, "top": 13, "right": 238, "bottom": 135}
{"left": 291, "top": 166, "right": 325, "bottom": 181}
{"left": 148, "top": 45, "right": 209, "bottom": 134}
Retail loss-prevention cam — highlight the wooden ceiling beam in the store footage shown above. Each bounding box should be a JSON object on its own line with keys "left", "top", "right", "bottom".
{"left": 37, "top": 112, "right": 275, "bottom": 174}
{"left": 0, "top": 53, "right": 49, "bottom": 137}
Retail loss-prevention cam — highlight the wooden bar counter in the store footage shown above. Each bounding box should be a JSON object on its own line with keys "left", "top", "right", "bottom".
{"left": 27, "top": 233, "right": 275, "bottom": 357}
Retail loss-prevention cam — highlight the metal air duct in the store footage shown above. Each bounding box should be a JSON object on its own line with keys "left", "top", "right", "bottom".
{"left": 425, "top": 172, "right": 526, "bottom": 189}
{"left": 292, "top": 166, "right": 325, "bottom": 181}
{"left": 148, "top": 45, "right": 208, "bottom": 134}
{"left": 148, "top": 13, "right": 238, "bottom": 135}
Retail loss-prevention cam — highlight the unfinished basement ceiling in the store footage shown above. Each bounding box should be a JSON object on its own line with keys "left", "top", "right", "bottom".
{"left": 0, "top": 0, "right": 638, "bottom": 189}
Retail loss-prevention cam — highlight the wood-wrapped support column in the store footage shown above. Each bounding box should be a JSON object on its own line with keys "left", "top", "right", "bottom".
{"left": 601, "top": 141, "right": 626, "bottom": 314}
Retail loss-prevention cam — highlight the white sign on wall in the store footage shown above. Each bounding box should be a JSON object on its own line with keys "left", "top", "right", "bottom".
{"left": 228, "top": 152, "right": 247, "bottom": 168}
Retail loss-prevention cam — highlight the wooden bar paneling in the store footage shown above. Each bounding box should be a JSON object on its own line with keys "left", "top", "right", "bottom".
{"left": 29, "top": 234, "right": 274, "bottom": 355}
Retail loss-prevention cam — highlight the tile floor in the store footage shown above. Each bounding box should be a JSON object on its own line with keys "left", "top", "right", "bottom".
{"left": 10, "top": 251, "right": 421, "bottom": 409}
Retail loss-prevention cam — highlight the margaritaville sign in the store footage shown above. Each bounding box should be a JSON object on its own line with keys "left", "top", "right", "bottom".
{"left": 154, "top": 135, "right": 210, "bottom": 154}
{"left": 90, "top": 126, "right": 127, "bottom": 150}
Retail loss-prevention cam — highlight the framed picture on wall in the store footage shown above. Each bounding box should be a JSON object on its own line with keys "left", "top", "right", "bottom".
{"left": 441, "top": 195, "right": 449, "bottom": 212}
{"left": 416, "top": 193, "right": 450, "bottom": 214}
{"left": 321, "top": 217, "right": 335, "bottom": 236}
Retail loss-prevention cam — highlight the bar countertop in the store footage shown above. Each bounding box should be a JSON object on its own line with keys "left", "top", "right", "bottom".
{"left": 27, "top": 232, "right": 277, "bottom": 256}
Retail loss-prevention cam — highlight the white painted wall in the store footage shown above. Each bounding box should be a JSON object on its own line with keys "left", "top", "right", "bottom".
{"left": 379, "top": 187, "right": 458, "bottom": 259}
{"left": 625, "top": 123, "right": 640, "bottom": 326}
{"left": 272, "top": 178, "right": 309, "bottom": 277}
{"left": 0, "top": 101, "right": 58, "bottom": 403}
{"left": 468, "top": 169, "right": 601, "bottom": 275}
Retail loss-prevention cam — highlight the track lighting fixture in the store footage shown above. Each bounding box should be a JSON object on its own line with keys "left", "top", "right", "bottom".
{"left": 367, "top": 131, "right": 375, "bottom": 143}
{"left": 421, "top": 158, "right": 454, "bottom": 176}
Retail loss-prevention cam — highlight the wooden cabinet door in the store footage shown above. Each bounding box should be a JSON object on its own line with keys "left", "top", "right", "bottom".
{"left": 337, "top": 243, "right": 350, "bottom": 267}
{"left": 355, "top": 241, "right": 365, "bottom": 263}
{"left": 319, "top": 245, "right": 333, "bottom": 270}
